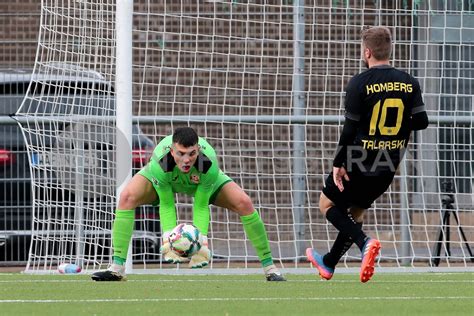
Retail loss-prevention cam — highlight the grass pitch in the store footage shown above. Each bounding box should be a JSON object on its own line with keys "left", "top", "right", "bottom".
{"left": 0, "top": 272, "right": 472, "bottom": 315}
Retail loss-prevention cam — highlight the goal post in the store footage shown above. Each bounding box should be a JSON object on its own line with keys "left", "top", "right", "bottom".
{"left": 18, "top": 0, "right": 473, "bottom": 274}
{"left": 116, "top": 0, "right": 134, "bottom": 273}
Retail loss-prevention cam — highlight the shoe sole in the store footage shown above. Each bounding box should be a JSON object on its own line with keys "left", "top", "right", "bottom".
{"left": 91, "top": 276, "right": 127, "bottom": 282}
{"left": 305, "top": 248, "right": 333, "bottom": 280}
{"left": 266, "top": 273, "right": 287, "bottom": 281}
{"left": 91, "top": 272, "right": 127, "bottom": 282}
{"left": 360, "top": 240, "right": 381, "bottom": 283}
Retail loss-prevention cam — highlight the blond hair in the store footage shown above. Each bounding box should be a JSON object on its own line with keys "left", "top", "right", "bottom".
{"left": 361, "top": 26, "right": 392, "bottom": 60}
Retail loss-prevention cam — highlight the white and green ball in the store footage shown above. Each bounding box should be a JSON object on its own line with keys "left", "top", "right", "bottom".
{"left": 168, "top": 223, "right": 202, "bottom": 257}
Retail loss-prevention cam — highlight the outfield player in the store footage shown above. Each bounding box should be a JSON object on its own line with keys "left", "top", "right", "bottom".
{"left": 306, "top": 26, "right": 428, "bottom": 282}
{"left": 92, "top": 127, "right": 285, "bottom": 282}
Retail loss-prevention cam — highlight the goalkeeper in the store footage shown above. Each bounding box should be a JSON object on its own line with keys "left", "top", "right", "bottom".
{"left": 92, "top": 127, "right": 285, "bottom": 282}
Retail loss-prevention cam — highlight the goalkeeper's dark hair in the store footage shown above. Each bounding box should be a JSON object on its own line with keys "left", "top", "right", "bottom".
{"left": 361, "top": 26, "right": 392, "bottom": 61}
{"left": 172, "top": 127, "right": 199, "bottom": 147}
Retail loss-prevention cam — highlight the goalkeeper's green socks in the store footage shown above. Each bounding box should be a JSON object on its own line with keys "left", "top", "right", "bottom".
{"left": 111, "top": 209, "right": 135, "bottom": 265}
{"left": 241, "top": 210, "right": 274, "bottom": 267}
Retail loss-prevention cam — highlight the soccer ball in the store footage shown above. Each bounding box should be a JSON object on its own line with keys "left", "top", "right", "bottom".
{"left": 58, "top": 263, "right": 81, "bottom": 274}
{"left": 168, "top": 223, "right": 202, "bottom": 257}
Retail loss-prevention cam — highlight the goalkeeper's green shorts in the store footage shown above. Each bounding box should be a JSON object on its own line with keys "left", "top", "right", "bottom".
{"left": 208, "top": 171, "right": 233, "bottom": 204}
{"left": 138, "top": 163, "right": 233, "bottom": 206}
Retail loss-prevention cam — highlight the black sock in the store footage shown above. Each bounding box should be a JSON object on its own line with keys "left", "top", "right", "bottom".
{"left": 325, "top": 206, "right": 368, "bottom": 251}
{"left": 323, "top": 222, "right": 363, "bottom": 268}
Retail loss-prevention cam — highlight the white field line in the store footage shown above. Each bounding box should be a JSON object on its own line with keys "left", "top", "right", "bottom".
{"left": 0, "top": 296, "right": 472, "bottom": 304}
{"left": 0, "top": 279, "right": 472, "bottom": 283}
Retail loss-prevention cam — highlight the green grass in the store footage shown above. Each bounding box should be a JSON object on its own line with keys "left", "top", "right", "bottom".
{"left": 0, "top": 272, "right": 472, "bottom": 315}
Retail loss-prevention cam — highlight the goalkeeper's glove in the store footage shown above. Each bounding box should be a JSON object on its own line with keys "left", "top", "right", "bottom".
{"left": 160, "top": 232, "right": 189, "bottom": 264}
{"left": 189, "top": 236, "right": 211, "bottom": 268}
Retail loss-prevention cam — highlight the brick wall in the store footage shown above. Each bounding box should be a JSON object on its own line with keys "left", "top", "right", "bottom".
{"left": 1, "top": 1, "right": 416, "bottom": 235}
{"left": 0, "top": 1, "right": 40, "bottom": 68}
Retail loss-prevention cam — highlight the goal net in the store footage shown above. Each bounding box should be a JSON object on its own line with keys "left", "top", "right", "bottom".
{"left": 18, "top": 0, "right": 473, "bottom": 274}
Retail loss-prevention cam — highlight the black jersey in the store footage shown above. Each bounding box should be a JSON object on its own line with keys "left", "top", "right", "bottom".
{"left": 343, "top": 65, "right": 425, "bottom": 175}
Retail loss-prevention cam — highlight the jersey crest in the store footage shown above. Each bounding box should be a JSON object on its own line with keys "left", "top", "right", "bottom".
{"left": 190, "top": 174, "right": 200, "bottom": 184}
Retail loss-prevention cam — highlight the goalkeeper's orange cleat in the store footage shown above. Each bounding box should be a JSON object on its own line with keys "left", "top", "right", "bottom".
{"left": 360, "top": 238, "right": 381, "bottom": 283}
{"left": 306, "top": 248, "right": 334, "bottom": 280}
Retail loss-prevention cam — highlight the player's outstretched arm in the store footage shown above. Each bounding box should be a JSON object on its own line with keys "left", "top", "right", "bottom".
{"left": 332, "top": 117, "right": 359, "bottom": 168}
{"left": 410, "top": 110, "right": 429, "bottom": 131}
{"left": 409, "top": 79, "right": 429, "bottom": 131}
{"left": 188, "top": 171, "right": 216, "bottom": 268}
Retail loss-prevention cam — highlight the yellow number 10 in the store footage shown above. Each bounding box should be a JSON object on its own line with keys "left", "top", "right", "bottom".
{"left": 369, "top": 98, "right": 404, "bottom": 136}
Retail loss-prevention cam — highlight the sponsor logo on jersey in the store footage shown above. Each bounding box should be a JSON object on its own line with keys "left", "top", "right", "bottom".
{"left": 190, "top": 174, "right": 200, "bottom": 184}
{"left": 152, "top": 177, "right": 159, "bottom": 186}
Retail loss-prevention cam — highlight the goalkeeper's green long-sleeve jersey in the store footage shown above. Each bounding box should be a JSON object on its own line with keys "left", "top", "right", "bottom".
{"left": 144, "top": 135, "right": 219, "bottom": 235}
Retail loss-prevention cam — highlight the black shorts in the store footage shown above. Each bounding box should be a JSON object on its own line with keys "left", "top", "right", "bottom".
{"left": 322, "top": 170, "right": 395, "bottom": 210}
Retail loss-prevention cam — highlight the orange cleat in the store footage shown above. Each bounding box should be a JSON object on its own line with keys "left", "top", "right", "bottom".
{"left": 360, "top": 238, "right": 381, "bottom": 283}
{"left": 306, "top": 248, "right": 334, "bottom": 280}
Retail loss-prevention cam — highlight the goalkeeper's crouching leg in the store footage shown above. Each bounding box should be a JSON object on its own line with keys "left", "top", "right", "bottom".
{"left": 91, "top": 263, "right": 127, "bottom": 282}
{"left": 264, "top": 264, "right": 286, "bottom": 281}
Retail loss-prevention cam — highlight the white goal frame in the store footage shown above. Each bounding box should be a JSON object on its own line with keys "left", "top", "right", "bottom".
{"left": 17, "top": 0, "right": 473, "bottom": 274}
